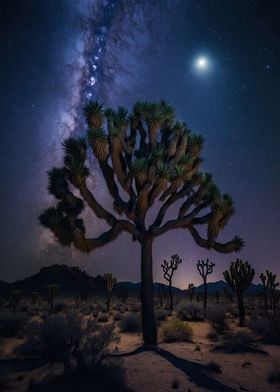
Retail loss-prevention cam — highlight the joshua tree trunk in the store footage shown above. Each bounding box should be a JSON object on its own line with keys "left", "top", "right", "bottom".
{"left": 169, "top": 281, "right": 173, "bottom": 311}
{"left": 141, "top": 237, "right": 157, "bottom": 345}
{"left": 237, "top": 291, "right": 245, "bottom": 326}
{"left": 203, "top": 278, "right": 207, "bottom": 318}
{"left": 107, "top": 293, "right": 111, "bottom": 312}
{"left": 264, "top": 290, "right": 268, "bottom": 316}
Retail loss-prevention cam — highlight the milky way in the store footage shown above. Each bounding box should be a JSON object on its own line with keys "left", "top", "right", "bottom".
{"left": 1, "top": 0, "right": 279, "bottom": 287}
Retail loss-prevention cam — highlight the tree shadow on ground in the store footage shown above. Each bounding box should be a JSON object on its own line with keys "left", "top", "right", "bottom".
{"left": 0, "top": 357, "right": 45, "bottom": 373}
{"left": 27, "top": 363, "right": 131, "bottom": 392}
{"left": 111, "top": 345, "right": 236, "bottom": 392}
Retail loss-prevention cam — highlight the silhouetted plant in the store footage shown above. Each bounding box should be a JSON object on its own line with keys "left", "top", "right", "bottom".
{"left": 223, "top": 287, "right": 234, "bottom": 303}
{"left": 260, "top": 270, "right": 279, "bottom": 316}
{"left": 39, "top": 100, "right": 244, "bottom": 345}
{"left": 31, "top": 291, "right": 39, "bottom": 308}
{"left": 215, "top": 290, "right": 220, "bottom": 304}
{"left": 8, "top": 290, "right": 22, "bottom": 312}
{"left": 223, "top": 259, "right": 255, "bottom": 326}
{"left": 187, "top": 283, "right": 196, "bottom": 302}
{"left": 46, "top": 284, "right": 59, "bottom": 315}
{"left": 103, "top": 273, "right": 117, "bottom": 311}
{"left": 161, "top": 254, "right": 182, "bottom": 310}
{"left": 197, "top": 258, "right": 215, "bottom": 318}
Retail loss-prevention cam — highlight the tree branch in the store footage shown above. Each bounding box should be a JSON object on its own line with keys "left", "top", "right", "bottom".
{"left": 189, "top": 225, "right": 244, "bottom": 253}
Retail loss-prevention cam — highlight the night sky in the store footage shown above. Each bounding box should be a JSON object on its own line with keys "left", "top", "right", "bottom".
{"left": 1, "top": 0, "right": 279, "bottom": 288}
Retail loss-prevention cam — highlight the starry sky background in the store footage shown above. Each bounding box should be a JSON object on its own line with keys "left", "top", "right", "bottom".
{"left": 1, "top": 0, "right": 279, "bottom": 288}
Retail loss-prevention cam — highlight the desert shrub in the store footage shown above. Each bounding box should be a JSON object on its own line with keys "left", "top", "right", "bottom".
{"left": 161, "top": 319, "right": 193, "bottom": 342}
{"left": 53, "top": 300, "right": 67, "bottom": 313}
{"left": 130, "top": 303, "right": 141, "bottom": 313}
{"left": 156, "top": 309, "right": 169, "bottom": 321}
{"left": 119, "top": 313, "right": 141, "bottom": 333}
{"left": 80, "top": 304, "right": 95, "bottom": 315}
{"left": 20, "top": 312, "right": 118, "bottom": 370}
{"left": 97, "top": 313, "right": 109, "bottom": 323}
{"left": 42, "top": 312, "right": 84, "bottom": 360}
{"left": 0, "top": 312, "right": 28, "bottom": 337}
{"left": 208, "top": 361, "right": 222, "bottom": 374}
{"left": 249, "top": 317, "right": 280, "bottom": 344}
{"left": 216, "top": 332, "right": 257, "bottom": 353}
{"left": 176, "top": 302, "right": 203, "bottom": 321}
{"left": 225, "top": 304, "right": 238, "bottom": 317}
{"left": 206, "top": 330, "right": 219, "bottom": 342}
{"left": 113, "top": 313, "right": 122, "bottom": 321}
{"left": 207, "top": 306, "right": 227, "bottom": 332}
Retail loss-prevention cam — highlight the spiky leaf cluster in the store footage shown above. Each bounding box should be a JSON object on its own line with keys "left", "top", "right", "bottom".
{"left": 223, "top": 259, "right": 255, "bottom": 293}
{"left": 103, "top": 273, "right": 117, "bottom": 294}
{"left": 197, "top": 258, "right": 215, "bottom": 281}
{"left": 161, "top": 254, "right": 182, "bottom": 283}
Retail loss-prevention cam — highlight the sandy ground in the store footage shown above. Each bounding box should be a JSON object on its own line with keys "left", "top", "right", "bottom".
{"left": 116, "top": 322, "right": 280, "bottom": 392}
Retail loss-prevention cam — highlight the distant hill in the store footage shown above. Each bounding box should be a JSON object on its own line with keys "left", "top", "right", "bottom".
{"left": 194, "top": 280, "right": 263, "bottom": 295}
{"left": 0, "top": 264, "right": 264, "bottom": 297}
{"left": 0, "top": 264, "right": 104, "bottom": 296}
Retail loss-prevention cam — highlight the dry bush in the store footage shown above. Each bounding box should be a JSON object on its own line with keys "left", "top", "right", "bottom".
{"left": 119, "top": 313, "right": 142, "bottom": 333}
{"left": 176, "top": 302, "right": 203, "bottom": 321}
{"left": 249, "top": 316, "right": 280, "bottom": 344}
{"left": 0, "top": 312, "right": 28, "bottom": 338}
{"left": 207, "top": 306, "right": 228, "bottom": 332}
{"left": 161, "top": 319, "right": 193, "bottom": 342}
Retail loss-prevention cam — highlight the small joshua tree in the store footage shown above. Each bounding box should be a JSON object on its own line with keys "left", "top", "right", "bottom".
{"left": 39, "top": 100, "right": 244, "bottom": 345}
{"left": 197, "top": 258, "right": 215, "bottom": 318}
{"left": 161, "top": 254, "right": 182, "bottom": 310}
{"left": 31, "top": 291, "right": 39, "bottom": 308}
{"left": 223, "top": 259, "right": 255, "bottom": 326}
{"left": 188, "top": 283, "right": 196, "bottom": 302}
{"left": 103, "top": 273, "right": 117, "bottom": 311}
{"left": 46, "top": 284, "right": 59, "bottom": 315}
{"left": 260, "top": 270, "right": 279, "bottom": 316}
{"left": 8, "top": 290, "right": 22, "bottom": 312}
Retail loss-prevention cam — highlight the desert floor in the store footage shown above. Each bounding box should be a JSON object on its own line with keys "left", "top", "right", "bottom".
{"left": 1, "top": 314, "right": 280, "bottom": 392}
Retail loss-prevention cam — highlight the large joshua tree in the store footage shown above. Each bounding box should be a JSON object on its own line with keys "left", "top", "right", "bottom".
{"left": 39, "top": 100, "right": 244, "bottom": 345}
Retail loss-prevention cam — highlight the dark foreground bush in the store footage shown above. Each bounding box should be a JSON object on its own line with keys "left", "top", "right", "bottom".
{"left": 0, "top": 312, "right": 28, "bottom": 337}
{"left": 207, "top": 306, "right": 227, "bottom": 332}
{"left": 20, "top": 312, "right": 118, "bottom": 371}
{"left": 161, "top": 319, "right": 193, "bottom": 342}
{"left": 119, "top": 313, "right": 141, "bottom": 333}
{"left": 214, "top": 332, "right": 260, "bottom": 353}
{"left": 176, "top": 302, "right": 203, "bottom": 321}
{"left": 249, "top": 316, "right": 280, "bottom": 344}
{"left": 29, "top": 362, "right": 129, "bottom": 392}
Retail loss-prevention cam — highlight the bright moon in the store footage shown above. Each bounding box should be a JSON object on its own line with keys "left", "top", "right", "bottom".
{"left": 193, "top": 56, "right": 211, "bottom": 73}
